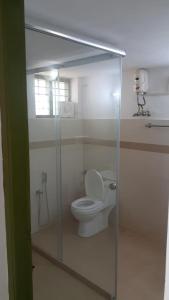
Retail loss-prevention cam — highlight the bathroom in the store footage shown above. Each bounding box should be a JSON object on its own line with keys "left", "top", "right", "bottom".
{"left": 24, "top": 23, "right": 168, "bottom": 300}
{"left": 1, "top": 0, "right": 169, "bottom": 300}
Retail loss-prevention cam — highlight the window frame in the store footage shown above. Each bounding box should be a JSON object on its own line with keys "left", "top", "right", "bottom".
{"left": 34, "top": 74, "right": 71, "bottom": 118}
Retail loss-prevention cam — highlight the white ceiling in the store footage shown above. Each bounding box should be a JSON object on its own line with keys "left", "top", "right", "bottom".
{"left": 25, "top": 0, "right": 169, "bottom": 68}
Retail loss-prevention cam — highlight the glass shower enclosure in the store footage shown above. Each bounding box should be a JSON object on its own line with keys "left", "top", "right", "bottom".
{"left": 25, "top": 24, "right": 124, "bottom": 300}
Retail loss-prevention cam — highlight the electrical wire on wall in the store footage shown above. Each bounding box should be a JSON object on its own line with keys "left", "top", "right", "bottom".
{"left": 133, "top": 92, "right": 151, "bottom": 117}
{"left": 133, "top": 69, "right": 151, "bottom": 117}
{"left": 36, "top": 171, "right": 50, "bottom": 227}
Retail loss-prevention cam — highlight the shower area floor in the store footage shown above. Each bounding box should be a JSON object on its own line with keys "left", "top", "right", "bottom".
{"left": 33, "top": 251, "right": 106, "bottom": 300}
{"left": 32, "top": 217, "right": 165, "bottom": 300}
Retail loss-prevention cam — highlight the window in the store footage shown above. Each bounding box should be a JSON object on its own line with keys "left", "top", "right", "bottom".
{"left": 34, "top": 75, "right": 70, "bottom": 117}
{"left": 35, "top": 77, "right": 50, "bottom": 116}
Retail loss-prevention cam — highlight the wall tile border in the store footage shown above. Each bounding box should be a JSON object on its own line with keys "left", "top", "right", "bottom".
{"left": 30, "top": 138, "right": 169, "bottom": 154}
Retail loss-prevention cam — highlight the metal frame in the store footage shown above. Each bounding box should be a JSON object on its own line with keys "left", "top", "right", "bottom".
{"left": 25, "top": 23, "right": 126, "bottom": 57}
{"left": 27, "top": 53, "right": 116, "bottom": 74}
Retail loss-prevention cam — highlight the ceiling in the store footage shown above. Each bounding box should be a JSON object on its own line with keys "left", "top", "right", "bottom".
{"left": 25, "top": 0, "right": 169, "bottom": 69}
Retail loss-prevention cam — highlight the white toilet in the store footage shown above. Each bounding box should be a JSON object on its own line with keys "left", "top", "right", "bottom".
{"left": 71, "top": 169, "right": 116, "bottom": 237}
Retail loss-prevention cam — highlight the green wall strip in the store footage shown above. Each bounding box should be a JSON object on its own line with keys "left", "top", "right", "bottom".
{"left": 0, "top": 1, "right": 33, "bottom": 299}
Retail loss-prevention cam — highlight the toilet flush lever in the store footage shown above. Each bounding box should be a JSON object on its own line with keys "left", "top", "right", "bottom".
{"left": 109, "top": 182, "right": 117, "bottom": 190}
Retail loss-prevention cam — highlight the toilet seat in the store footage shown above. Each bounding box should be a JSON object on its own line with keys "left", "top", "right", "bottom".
{"left": 71, "top": 170, "right": 105, "bottom": 217}
{"left": 72, "top": 197, "right": 103, "bottom": 214}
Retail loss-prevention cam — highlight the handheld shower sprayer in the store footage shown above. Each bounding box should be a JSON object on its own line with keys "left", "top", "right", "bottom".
{"left": 42, "top": 171, "right": 47, "bottom": 184}
{"left": 36, "top": 171, "right": 50, "bottom": 227}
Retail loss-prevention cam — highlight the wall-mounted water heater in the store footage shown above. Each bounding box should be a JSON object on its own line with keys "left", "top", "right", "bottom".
{"left": 133, "top": 69, "right": 151, "bottom": 117}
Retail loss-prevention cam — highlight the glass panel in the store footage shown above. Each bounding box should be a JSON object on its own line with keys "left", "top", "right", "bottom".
{"left": 35, "top": 94, "right": 50, "bottom": 115}
{"left": 25, "top": 26, "right": 122, "bottom": 300}
{"left": 59, "top": 82, "right": 65, "bottom": 89}
{"left": 53, "top": 95, "right": 59, "bottom": 115}
{"left": 38, "top": 79, "right": 47, "bottom": 87}
{"left": 59, "top": 96, "right": 66, "bottom": 102}
{"left": 37, "top": 87, "right": 48, "bottom": 94}
{"left": 34, "top": 76, "right": 50, "bottom": 116}
{"left": 59, "top": 89, "right": 65, "bottom": 96}
{"left": 52, "top": 81, "right": 58, "bottom": 88}
{"left": 59, "top": 57, "right": 121, "bottom": 298}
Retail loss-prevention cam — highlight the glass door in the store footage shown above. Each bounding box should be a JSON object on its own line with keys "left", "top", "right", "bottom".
{"left": 59, "top": 57, "right": 121, "bottom": 299}
{"left": 25, "top": 26, "right": 122, "bottom": 300}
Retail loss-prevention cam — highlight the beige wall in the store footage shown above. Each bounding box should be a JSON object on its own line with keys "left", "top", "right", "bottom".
{"left": 164, "top": 205, "right": 169, "bottom": 300}
{"left": 120, "top": 147, "right": 169, "bottom": 243}
{"left": 28, "top": 117, "right": 117, "bottom": 231}
{"left": 0, "top": 119, "right": 9, "bottom": 300}
{"left": 120, "top": 67, "right": 169, "bottom": 245}
{"left": 28, "top": 118, "right": 85, "bottom": 232}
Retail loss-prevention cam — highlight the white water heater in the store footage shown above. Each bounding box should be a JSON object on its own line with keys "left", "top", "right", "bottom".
{"left": 135, "top": 69, "right": 149, "bottom": 94}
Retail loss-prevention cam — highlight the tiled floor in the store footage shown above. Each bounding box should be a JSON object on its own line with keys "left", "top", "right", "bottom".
{"left": 32, "top": 218, "right": 166, "bottom": 300}
{"left": 32, "top": 218, "right": 115, "bottom": 294}
{"left": 33, "top": 251, "right": 106, "bottom": 300}
{"left": 117, "top": 229, "right": 165, "bottom": 300}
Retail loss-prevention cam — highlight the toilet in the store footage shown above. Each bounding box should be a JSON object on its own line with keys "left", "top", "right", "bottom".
{"left": 71, "top": 169, "right": 116, "bottom": 237}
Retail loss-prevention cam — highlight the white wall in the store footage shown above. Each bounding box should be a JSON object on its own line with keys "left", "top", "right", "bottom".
{"left": 0, "top": 118, "right": 9, "bottom": 300}
{"left": 80, "top": 74, "right": 115, "bottom": 119}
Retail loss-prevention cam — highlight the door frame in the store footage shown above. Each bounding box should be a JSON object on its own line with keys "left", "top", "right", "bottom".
{"left": 0, "top": 1, "right": 33, "bottom": 299}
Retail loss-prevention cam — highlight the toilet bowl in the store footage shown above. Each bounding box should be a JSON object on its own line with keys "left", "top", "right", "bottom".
{"left": 71, "top": 169, "right": 116, "bottom": 237}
